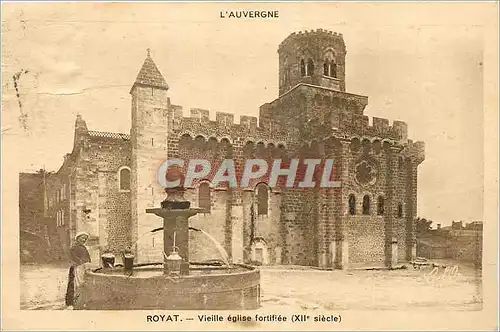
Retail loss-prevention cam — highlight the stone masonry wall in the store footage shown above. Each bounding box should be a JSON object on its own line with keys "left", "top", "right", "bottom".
{"left": 158, "top": 100, "right": 423, "bottom": 268}
{"left": 130, "top": 84, "right": 169, "bottom": 263}
{"left": 278, "top": 29, "right": 347, "bottom": 95}
{"left": 72, "top": 132, "right": 131, "bottom": 261}
{"left": 338, "top": 140, "right": 389, "bottom": 265}
{"left": 186, "top": 188, "right": 229, "bottom": 263}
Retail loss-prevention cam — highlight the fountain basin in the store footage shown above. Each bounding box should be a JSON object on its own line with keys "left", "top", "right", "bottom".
{"left": 76, "top": 263, "right": 260, "bottom": 310}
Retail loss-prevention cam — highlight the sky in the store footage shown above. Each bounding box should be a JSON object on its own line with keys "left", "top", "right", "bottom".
{"left": 2, "top": 2, "right": 492, "bottom": 225}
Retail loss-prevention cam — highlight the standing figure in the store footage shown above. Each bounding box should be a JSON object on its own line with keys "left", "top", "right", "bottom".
{"left": 65, "top": 232, "right": 91, "bottom": 309}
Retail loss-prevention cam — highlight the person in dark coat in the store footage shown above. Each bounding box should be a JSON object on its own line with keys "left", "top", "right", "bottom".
{"left": 65, "top": 232, "right": 91, "bottom": 308}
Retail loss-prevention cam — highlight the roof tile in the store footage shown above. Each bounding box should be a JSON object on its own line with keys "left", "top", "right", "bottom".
{"left": 134, "top": 50, "right": 168, "bottom": 90}
{"left": 88, "top": 130, "right": 130, "bottom": 140}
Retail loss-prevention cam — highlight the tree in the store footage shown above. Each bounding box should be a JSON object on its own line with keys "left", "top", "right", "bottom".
{"left": 416, "top": 217, "right": 433, "bottom": 235}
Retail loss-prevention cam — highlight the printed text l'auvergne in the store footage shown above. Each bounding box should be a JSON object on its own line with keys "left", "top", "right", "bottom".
{"left": 220, "top": 10, "right": 279, "bottom": 19}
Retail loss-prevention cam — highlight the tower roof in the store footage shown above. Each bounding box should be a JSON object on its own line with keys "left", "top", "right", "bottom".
{"left": 133, "top": 49, "right": 168, "bottom": 90}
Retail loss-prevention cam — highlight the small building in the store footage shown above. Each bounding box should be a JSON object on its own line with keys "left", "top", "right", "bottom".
{"left": 19, "top": 170, "right": 67, "bottom": 262}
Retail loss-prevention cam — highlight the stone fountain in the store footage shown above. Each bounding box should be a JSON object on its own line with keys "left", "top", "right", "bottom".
{"left": 76, "top": 168, "right": 260, "bottom": 310}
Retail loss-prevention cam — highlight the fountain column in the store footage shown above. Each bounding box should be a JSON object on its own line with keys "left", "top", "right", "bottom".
{"left": 146, "top": 187, "right": 202, "bottom": 274}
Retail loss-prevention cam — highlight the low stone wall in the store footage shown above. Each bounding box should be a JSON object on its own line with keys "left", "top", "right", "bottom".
{"left": 417, "top": 231, "right": 482, "bottom": 265}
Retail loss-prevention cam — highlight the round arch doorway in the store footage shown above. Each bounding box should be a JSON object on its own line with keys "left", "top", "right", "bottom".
{"left": 250, "top": 237, "right": 269, "bottom": 265}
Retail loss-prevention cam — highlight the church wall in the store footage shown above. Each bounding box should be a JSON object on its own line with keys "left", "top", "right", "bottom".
{"left": 76, "top": 104, "right": 418, "bottom": 269}
{"left": 72, "top": 136, "right": 131, "bottom": 262}
{"left": 395, "top": 157, "right": 412, "bottom": 262}
{"left": 73, "top": 154, "right": 99, "bottom": 262}
{"left": 169, "top": 134, "right": 234, "bottom": 264}
{"left": 279, "top": 189, "right": 318, "bottom": 266}
{"left": 186, "top": 188, "right": 230, "bottom": 264}
{"left": 251, "top": 189, "right": 281, "bottom": 265}
{"left": 343, "top": 143, "right": 389, "bottom": 265}
{"left": 103, "top": 171, "right": 131, "bottom": 254}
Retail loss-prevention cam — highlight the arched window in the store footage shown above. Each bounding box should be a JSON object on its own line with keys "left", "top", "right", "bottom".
{"left": 256, "top": 183, "right": 269, "bottom": 216}
{"left": 119, "top": 167, "right": 131, "bottom": 191}
{"left": 300, "top": 59, "right": 306, "bottom": 77}
{"left": 397, "top": 203, "right": 403, "bottom": 218}
{"left": 330, "top": 61, "right": 337, "bottom": 78}
{"left": 283, "top": 57, "right": 289, "bottom": 84}
{"left": 307, "top": 58, "right": 314, "bottom": 76}
{"left": 199, "top": 182, "right": 211, "bottom": 213}
{"left": 377, "top": 196, "right": 385, "bottom": 215}
{"left": 348, "top": 194, "right": 356, "bottom": 215}
{"left": 362, "top": 195, "right": 370, "bottom": 215}
{"left": 323, "top": 61, "right": 329, "bottom": 76}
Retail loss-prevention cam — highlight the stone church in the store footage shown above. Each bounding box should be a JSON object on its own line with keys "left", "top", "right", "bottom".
{"left": 27, "top": 29, "right": 425, "bottom": 269}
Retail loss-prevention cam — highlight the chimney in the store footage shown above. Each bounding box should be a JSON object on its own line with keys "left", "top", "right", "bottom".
{"left": 437, "top": 224, "right": 441, "bottom": 230}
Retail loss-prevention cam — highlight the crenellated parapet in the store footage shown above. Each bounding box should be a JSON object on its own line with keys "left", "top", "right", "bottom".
{"left": 216, "top": 112, "right": 234, "bottom": 126}
{"left": 303, "top": 112, "right": 407, "bottom": 143}
{"left": 259, "top": 99, "right": 410, "bottom": 144}
{"left": 169, "top": 106, "right": 291, "bottom": 146}
{"left": 336, "top": 113, "right": 408, "bottom": 142}
{"left": 168, "top": 107, "right": 412, "bottom": 154}
{"left": 279, "top": 29, "right": 346, "bottom": 53}
{"left": 190, "top": 108, "right": 210, "bottom": 121}
{"left": 401, "top": 140, "right": 425, "bottom": 164}
{"left": 240, "top": 115, "right": 258, "bottom": 131}
{"left": 168, "top": 103, "right": 183, "bottom": 126}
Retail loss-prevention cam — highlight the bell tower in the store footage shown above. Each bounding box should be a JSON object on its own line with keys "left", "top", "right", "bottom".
{"left": 278, "top": 29, "right": 347, "bottom": 96}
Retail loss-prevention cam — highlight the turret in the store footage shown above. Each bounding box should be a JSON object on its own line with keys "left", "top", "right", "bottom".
{"left": 72, "top": 114, "right": 89, "bottom": 153}
{"left": 130, "top": 48, "right": 169, "bottom": 139}
{"left": 130, "top": 49, "right": 170, "bottom": 263}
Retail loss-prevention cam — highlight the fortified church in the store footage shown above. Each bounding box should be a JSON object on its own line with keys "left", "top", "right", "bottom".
{"left": 31, "top": 30, "right": 425, "bottom": 269}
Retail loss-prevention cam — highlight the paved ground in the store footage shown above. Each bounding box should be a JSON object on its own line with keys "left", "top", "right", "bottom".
{"left": 20, "top": 263, "right": 69, "bottom": 310}
{"left": 259, "top": 262, "right": 482, "bottom": 311}
{"left": 20, "top": 260, "right": 482, "bottom": 311}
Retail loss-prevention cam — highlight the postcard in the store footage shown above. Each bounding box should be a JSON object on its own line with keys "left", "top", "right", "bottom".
{"left": 1, "top": 2, "right": 498, "bottom": 331}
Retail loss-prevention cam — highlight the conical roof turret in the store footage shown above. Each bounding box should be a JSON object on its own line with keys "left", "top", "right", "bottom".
{"left": 133, "top": 48, "right": 168, "bottom": 90}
